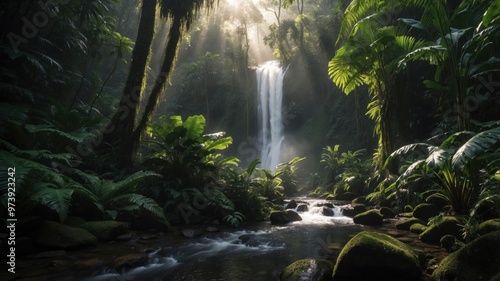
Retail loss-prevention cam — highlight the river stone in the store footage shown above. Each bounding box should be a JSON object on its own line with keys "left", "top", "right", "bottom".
{"left": 280, "top": 259, "right": 333, "bottom": 281}
{"left": 270, "top": 211, "right": 290, "bottom": 224}
{"left": 440, "top": 235, "right": 464, "bottom": 253}
{"left": 395, "top": 217, "right": 425, "bottom": 230}
{"left": 321, "top": 206, "right": 334, "bottom": 216}
{"left": 409, "top": 223, "right": 428, "bottom": 234}
{"left": 432, "top": 230, "right": 500, "bottom": 281}
{"left": 285, "top": 200, "right": 298, "bottom": 209}
{"left": 79, "top": 221, "right": 128, "bottom": 241}
{"left": 412, "top": 203, "right": 440, "bottom": 222}
{"left": 111, "top": 253, "right": 147, "bottom": 271}
{"left": 380, "top": 207, "right": 396, "bottom": 218}
{"left": 477, "top": 219, "right": 500, "bottom": 235}
{"left": 341, "top": 204, "right": 366, "bottom": 217}
{"left": 32, "top": 221, "right": 97, "bottom": 250}
{"left": 353, "top": 210, "right": 383, "bottom": 226}
{"left": 181, "top": 229, "right": 203, "bottom": 238}
{"left": 286, "top": 210, "right": 303, "bottom": 221}
{"left": 333, "top": 231, "right": 423, "bottom": 281}
{"left": 296, "top": 204, "right": 309, "bottom": 212}
{"left": 419, "top": 216, "right": 462, "bottom": 245}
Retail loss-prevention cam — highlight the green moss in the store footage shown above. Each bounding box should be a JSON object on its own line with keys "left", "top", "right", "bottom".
{"left": 433, "top": 231, "right": 500, "bottom": 280}
{"left": 333, "top": 231, "right": 422, "bottom": 281}
{"left": 412, "top": 203, "right": 440, "bottom": 222}
{"left": 353, "top": 209, "right": 383, "bottom": 226}
{"left": 33, "top": 221, "right": 97, "bottom": 250}
{"left": 420, "top": 216, "right": 461, "bottom": 245}
{"left": 477, "top": 219, "right": 500, "bottom": 235}
{"left": 280, "top": 259, "right": 332, "bottom": 281}
{"left": 409, "top": 223, "right": 428, "bottom": 234}
{"left": 395, "top": 217, "right": 426, "bottom": 230}
{"left": 80, "top": 221, "right": 128, "bottom": 241}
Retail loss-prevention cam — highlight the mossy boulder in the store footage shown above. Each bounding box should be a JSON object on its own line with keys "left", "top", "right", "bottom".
{"left": 432, "top": 231, "right": 500, "bottom": 280}
{"left": 79, "top": 221, "right": 128, "bottom": 241}
{"left": 379, "top": 207, "right": 396, "bottom": 219}
{"left": 440, "top": 235, "right": 464, "bottom": 253}
{"left": 270, "top": 211, "right": 290, "bottom": 224}
{"left": 32, "top": 221, "right": 97, "bottom": 250}
{"left": 353, "top": 210, "right": 383, "bottom": 226}
{"left": 409, "top": 223, "right": 428, "bottom": 234}
{"left": 341, "top": 204, "right": 366, "bottom": 217}
{"left": 285, "top": 210, "right": 303, "bottom": 222}
{"left": 419, "top": 216, "right": 462, "bottom": 245}
{"left": 280, "top": 259, "right": 333, "bottom": 281}
{"left": 285, "top": 200, "right": 298, "bottom": 209}
{"left": 412, "top": 203, "right": 440, "bottom": 222}
{"left": 333, "top": 231, "right": 423, "bottom": 281}
{"left": 477, "top": 219, "right": 500, "bottom": 235}
{"left": 395, "top": 217, "right": 426, "bottom": 231}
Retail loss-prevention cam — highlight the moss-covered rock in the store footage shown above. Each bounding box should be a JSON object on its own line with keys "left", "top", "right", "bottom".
{"left": 285, "top": 200, "right": 298, "bottom": 209}
{"left": 285, "top": 210, "right": 303, "bottom": 222}
{"left": 409, "top": 223, "right": 428, "bottom": 234}
{"left": 280, "top": 259, "right": 332, "bottom": 281}
{"left": 395, "top": 217, "right": 425, "bottom": 230}
{"left": 398, "top": 212, "right": 413, "bottom": 218}
{"left": 419, "top": 216, "right": 462, "bottom": 245}
{"left": 341, "top": 204, "right": 366, "bottom": 217}
{"left": 477, "top": 219, "right": 500, "bottom": 235}
{"left": 380, "top": 207, "right": 395, "bottom": 219}
{"left": 333, "top": 231, "right": 423, "bottom": 281}
{"left": 270, "top": 211, "right": 289, "bottom": 224}
{"left": 440, "top": 235, "right": 464, "bottom": 253}
{"left": 432, "top": 231, "right": 500, "bottom": 280}
{"left": 79, "top": 221, "right": 128, "bottom": 241}
{"left": 32, "top": 221, "right": 97, "bottom": 250}
{"left": 353, "top": 210, "right": 383, "bottom": 226}
{"left": 412, "top": 203, "right": 440, "bottom": 222}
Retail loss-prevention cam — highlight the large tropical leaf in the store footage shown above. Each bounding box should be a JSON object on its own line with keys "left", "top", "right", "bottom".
{"left": 452, "top": 126, "right": 500, "bottom": 169}
{"left": 183, "top": 115, "right": 206, "bottom": 140}
{"left": 31, "top": 186, "right": 74, "bottom": 222}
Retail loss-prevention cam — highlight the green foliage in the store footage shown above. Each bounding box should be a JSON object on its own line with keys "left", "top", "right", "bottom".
{"left": 275, "top": 156, "right": 305, "bottom": 196}
{"left": 385, "top": 123, "right": 500, "bottom": 214}
{"left": 223, "top": 211, "right": 246, "bottom": 227}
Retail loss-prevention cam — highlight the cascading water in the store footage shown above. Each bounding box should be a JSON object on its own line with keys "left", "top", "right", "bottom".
{"left": 256, "top": 60, "right": 286, "bottom": 171}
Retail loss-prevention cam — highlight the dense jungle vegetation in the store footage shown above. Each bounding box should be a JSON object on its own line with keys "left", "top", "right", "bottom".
{"left": 1, "top": 0, "right": 499, "bottom": 239}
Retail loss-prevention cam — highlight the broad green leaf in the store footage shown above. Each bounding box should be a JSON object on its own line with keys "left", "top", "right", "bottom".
{"left": 483, "top": 0, "right": 500, "bottom": 27}
{"left": 183, "top": 115, "right": 206, "bottom": 140}
{"left": 452, "top": 126, "right": 500, "bottom": 169}
{"left": 31, "top": 187, "right": 74, "bottom": 222}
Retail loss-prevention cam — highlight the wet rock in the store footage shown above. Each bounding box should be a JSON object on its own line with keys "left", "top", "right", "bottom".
{"left": 477, "top": 219, "right": 500, "bottom": 235}
{"left": 286, "top": 210, "right": 303, "bottom": 221}
{"left": 353, "top": 210, "right": 383, "bottom": 226}
{"left": 412, "top": 203, "right": 440, "bottom": 222}
{"left": 34, "top": 250, "right": 67, "bottom": 259}
{"left": 79, "top": 221, "right": 128, "bottom": 241}
{"left": 321, "top": 206, "right": 334, "bottom": 216}
{"left": 341, "top": 204, "right": 366, "bottom": 217}
{"left": 270, "top": 211, "right": 290, "bottom": 224}
{"left": 140, "top": 234, "right": 158, "bottom": 240}
{"left": 296, "top": 204, "right": 309, "bottom": 212}
{"left": 206, "top": 226, "right": 219, "bottom": 232}
{"left": 181, "top": 229, "right": 202, "bottom": 238}
{"left": 117, "top": 233, "right": 133, "bottom": 240}
{"left": 409, "top": 223, "right": 428, "bottom": 234}
{"left": 419, "top": 216, "right": 462, "bottom": 245}
{"left": 238, "top": 234, "right": 252, "bottom": 244}
{"left": 432, "top": 231, "right": 500, "bottom": 280}
{"left": 64, "top": 216, "right": 86, "bottom": 227}
{"left": 395, "top": 217, "right": 426, "bottom": 230}
{"left": 440, "top": 235, "right": 464, "bottom": 253}
{"left": 32, "top": 221, "right": 97, "bottom": 250}
{"left": 111, "top": 253, "right": 147, "bottom": 272}
{"left": 380, "top": 207, "right": 396, "bottom": 218}
{"left": 333, "top": 231, "right": 423, "bottom": 281}
{"left": 74, "top": 257, "right": 104, "bottom": 270}
{"left": 285, "top": 200, "right": 298, "bottom": 209}
{"left": 280, "top": 259, "right": 332, "bottom": 281}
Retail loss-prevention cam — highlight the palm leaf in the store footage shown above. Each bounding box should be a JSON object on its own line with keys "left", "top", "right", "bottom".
{"left": 452, "top": 126, "right": 500, "bottom": 169}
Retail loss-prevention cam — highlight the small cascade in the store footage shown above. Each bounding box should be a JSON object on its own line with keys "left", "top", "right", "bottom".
{"left": 256, "top": 60, "right": 286, "bottom": 172}
{"left": 286, "top": 199, "right": 354, "bottom": 225}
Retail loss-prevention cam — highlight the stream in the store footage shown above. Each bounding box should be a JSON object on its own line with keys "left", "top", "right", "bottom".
{"left": 83, "top": 198, "right": 362, "bottom": 281}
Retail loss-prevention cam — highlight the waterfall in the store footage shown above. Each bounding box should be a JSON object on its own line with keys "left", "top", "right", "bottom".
{"left": 256, "top": 60, "right": 286, "bottom": 172}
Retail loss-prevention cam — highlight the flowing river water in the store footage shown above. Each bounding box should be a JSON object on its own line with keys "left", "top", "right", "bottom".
{"left": 83, "top": 198, "right": 363, "bottom": 281}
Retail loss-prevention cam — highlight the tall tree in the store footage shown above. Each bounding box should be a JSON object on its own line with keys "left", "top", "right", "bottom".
{"left": 101, "top": 0, "right": 218, "bottom": 169}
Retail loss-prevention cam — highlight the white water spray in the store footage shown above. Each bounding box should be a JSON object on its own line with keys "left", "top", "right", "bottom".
{"left": 256, "top": 60, "right": 286, "bottom": 172}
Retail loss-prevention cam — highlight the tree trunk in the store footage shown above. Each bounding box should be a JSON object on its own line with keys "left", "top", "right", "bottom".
{"left": 133, "top": 17, "right": 183, "bottom": 151}
{"left": 99, "top": 0, "right": 156, "bottom": 170}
